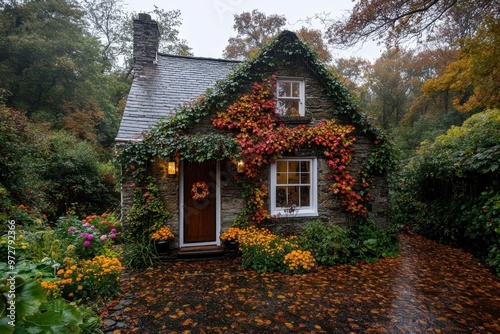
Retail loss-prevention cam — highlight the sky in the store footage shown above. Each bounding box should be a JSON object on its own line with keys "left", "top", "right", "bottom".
{"left": 124, "top": 0, "right": 383, "bottom": 61}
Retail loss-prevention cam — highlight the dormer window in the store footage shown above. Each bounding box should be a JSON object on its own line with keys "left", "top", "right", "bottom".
{"left": 276, "top": 78, "right": 305, "bottom": 116}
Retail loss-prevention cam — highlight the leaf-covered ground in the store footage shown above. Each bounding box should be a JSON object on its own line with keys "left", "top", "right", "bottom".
{"left": 100, "top": 233, "right": 500, "bottom": 333}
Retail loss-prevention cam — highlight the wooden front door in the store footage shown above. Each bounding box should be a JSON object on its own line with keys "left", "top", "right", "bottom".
{"left": 183, "top": 160, "right": 217, "bottom": 244}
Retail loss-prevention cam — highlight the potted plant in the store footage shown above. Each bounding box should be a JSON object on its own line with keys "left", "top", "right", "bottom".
{"left": 151, "top": 226, "right": 174, "bottom": 255}
{"left": 220, "top": 227, "right": 242, "bottom": 252}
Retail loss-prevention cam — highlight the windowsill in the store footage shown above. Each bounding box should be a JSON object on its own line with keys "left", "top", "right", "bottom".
{"left": 279, "top": 116, "right": 312, "bottom": 124}
{"left": 272, "top": 209, "right": 318, "bottom": 218}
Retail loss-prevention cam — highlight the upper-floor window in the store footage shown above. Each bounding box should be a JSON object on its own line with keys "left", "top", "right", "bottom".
{"left": 276, "top": 78, "right": 305, "bottom": 116}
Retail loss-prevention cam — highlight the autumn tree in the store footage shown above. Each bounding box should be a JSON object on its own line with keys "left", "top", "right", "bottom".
{"left": 365, "top": 48, "right": 417, "bottom": 129}
{"left": 295, "top": 27, "right": 331, "bottom": 63}
{"left": 223, "top": 10, "right": 332, "bottom": 63}
{"left": 326, "top": 0, "right": 499, "bottom": 48}
{"left": 331, "top": 57, "right": 371, "bottom": 106}
{"left": 223, "top": 9, "right": 286, "bottom": 59}
{"left": 422, "top": 19, "right": 500, "bottom": 113}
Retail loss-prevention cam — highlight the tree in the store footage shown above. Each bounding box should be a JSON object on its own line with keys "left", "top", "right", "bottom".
{"left": 331, "top": 57, "right": 371, "bottom": 106}
{"left": 150, "top": 5, "right": 192, "bottom": 56}
{"left": 0, "top": 0, "right": 122, "bottom": 145}
{"left": 80, "top": 1, "right": 192, "bottom": 70}
{"left": 223, "top": 9, "right": 286, "bottom": 59}
{"left": 79, "top": 0, "right": 129, "bottom": 69}
{"left": 223, "top": 10, "right": 332, "bottom": 62}
{"left": 326, "top": 0, "right": 499, "bottom": 48}
{"left": 366, "top": 48, "right": 415, "bottom": 129}
{"left": 422, "top": 19, "right": 500, "bottom": 113}
{"left": 295, "top": 27, "right": 332, "bottom": 63}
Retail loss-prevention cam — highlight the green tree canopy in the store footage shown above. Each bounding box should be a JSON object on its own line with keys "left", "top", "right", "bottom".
{"left": 0, "top": 0, "right": 121, "bottom": 146}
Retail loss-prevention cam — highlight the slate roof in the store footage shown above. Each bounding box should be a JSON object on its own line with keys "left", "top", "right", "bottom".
{"left": 116, "top": 54, "right": 241, "bottom": 142}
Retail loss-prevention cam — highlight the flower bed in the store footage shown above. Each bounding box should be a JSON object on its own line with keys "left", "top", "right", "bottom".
{"left": 0, "top": 210, "right": 123, "bottom": 333}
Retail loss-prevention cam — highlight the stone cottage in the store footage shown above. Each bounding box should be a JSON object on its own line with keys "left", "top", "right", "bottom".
{"left": 116, "top": 14, "right": 391, "bottom": 254}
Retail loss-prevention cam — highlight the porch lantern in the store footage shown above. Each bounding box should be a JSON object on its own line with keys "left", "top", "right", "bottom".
{"left": 159, "top": 158, "right": 178, "bottom": 178}
{"left": 237, "top": 160, "right": 245, "bottom": 173}
{"left": 167, "top": 161, "right": 177, "bottom": 176}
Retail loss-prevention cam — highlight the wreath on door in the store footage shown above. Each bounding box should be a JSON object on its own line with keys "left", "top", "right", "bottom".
{"left": 191, "top": 181, "right": 209, "bottom": 200}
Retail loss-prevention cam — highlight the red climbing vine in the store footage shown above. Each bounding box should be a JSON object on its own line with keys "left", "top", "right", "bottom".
{"left": 212, "top": 78, "right": 368, "bottom": 223}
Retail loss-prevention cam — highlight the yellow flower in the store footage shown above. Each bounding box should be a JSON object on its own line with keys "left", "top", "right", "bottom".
{"left": 220, "top": 227, "right": 242, "bottom": 242}
{"left": 151, "top": 226, "right": 174, "bottom": 241}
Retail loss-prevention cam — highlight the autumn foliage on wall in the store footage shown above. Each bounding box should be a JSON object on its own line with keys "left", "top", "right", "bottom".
{"left": 212, "top": 78, "right": 369, "bottom": 223}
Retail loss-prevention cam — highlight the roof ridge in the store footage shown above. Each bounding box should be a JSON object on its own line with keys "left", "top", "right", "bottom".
{"left": 157, "top": 53, "right": 242, "bottom": 63}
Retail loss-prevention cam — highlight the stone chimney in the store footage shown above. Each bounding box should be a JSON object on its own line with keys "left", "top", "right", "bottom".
{"left": 133, "top": 13, "right": 160, "bottom": 69}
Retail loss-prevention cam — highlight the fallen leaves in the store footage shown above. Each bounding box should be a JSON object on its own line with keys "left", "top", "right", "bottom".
{"left": 100, "top": 233, "right": 500, "bottom": 333}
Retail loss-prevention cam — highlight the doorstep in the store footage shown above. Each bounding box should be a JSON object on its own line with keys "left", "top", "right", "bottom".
{"left": 176, "top": 245, "right": 226, "bottom": 259}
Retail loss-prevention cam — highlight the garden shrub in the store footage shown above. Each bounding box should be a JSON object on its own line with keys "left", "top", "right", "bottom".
{"left": 351, "top": 221, "right": 399, "bottom": 263}
{"left": 298, "top": 220, "right": 354, "bottom": 265}
{"left": 20, "top": 228, "right": 65, "bottom": 263}
{"left": 0, "top": 211, "right": 118, "bottom": 333}
{"left": 41, "top": 131, "right": 119, "bottom": 219}
{"left": 0, "top": 105, "right": 119, "bottom": 220}
{"left": 239, "top": 226, "right": 315, "bottom": 274}
{"left": 122, "top": 236, "right": 159, "bottom": 269}
{"left": 392, "top": 109, "right": 500, "bottom": 274}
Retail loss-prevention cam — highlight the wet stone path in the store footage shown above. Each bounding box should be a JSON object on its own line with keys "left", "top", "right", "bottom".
{"left": 100, "top": 233, "right": 500, "bottom": 333}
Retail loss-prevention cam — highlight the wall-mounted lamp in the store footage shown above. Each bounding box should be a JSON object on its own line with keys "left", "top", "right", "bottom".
{"left": 159, "top": 158, "right": 178, "bottom": 179}
{"left": 236, "top": 160, "right": 245, "bottom": 173}
{"left": 167, "top": 161, "right": 177, "bottom": 176}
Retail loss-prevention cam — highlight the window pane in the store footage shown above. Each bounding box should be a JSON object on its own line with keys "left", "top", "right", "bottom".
{"left": 300, "top": 172, "right": 310, "bottom": 184}
{"left": 279, "top": 100, "right": 299, "bottom": 116}
{"left": 276, "top": 100, "right": 286, "bottom": 116}
{"left": 288, "top": 187, "right": 299, "bottom": 206}
{"left": 275, "top": 186, "right": 285, "bottom": 206}
{"left": 278, "top": 82, "right": 291, "bottom": 97}
{"left": 277, "top": 161, "right": 287, "bottom": 173}
{"left": 292, "top": 82, "right": 300, "bottom": 97}
{"left": 299, "top": 186, "right": 310, "bottom": 206}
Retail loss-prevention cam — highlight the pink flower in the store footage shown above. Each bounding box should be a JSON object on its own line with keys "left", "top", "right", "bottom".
{"left": 109, "top": 233, "right": 116, "bottom": 239}
{"left": 68, "top": 227, "right": 75, "bottom": 233}
{"left": 111, "top": 228, "right": 117, "bottom": 233}
{"left": 99, "top": 235, "right": 107, "bottom": 242}
{"left": 83, "top": 240, "right": 91, "bottom": 247}
{"left": 86, "top": 234, "right": 94, "bottom": 241}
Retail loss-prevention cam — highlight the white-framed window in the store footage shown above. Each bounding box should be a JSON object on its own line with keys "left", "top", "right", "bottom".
{"left": 270, "top": 158, "right": 318, "bottom": 217}
{"left": 276, "top": 78, "right": 305, "bottom": 116}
